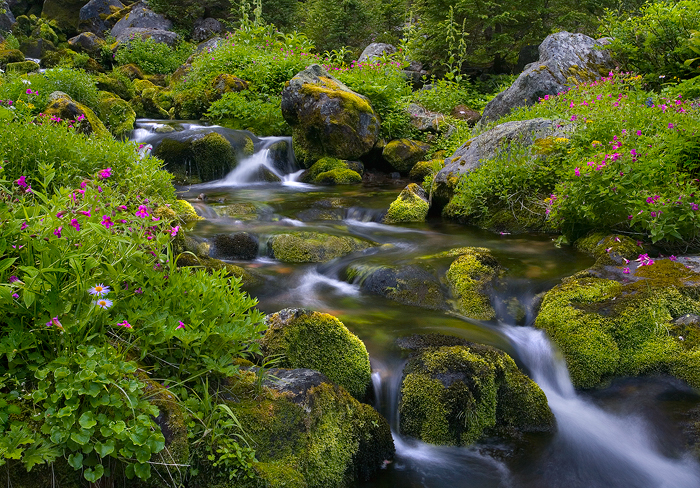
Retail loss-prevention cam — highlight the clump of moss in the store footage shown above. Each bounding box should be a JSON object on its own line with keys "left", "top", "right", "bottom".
{"left": 382, "top": 138, "right": 431, "bottom": 173}
{"left": 445, "top": 248, "right": 500, "bottom": 320}
{"left": 172, "top": 200, "right": 204, "bottom": 223}
{"left": 399, "top": 343, "right": 554, "bottom": 446}
{"left": 384, "top": 183, "right": 429, "bottom": 224}
{"left": 267, "top": 232, "right": 373, "bottom": 263}
{"left": 535, "top": 259, "right": 700, "bottom": 389}
{"left": 97, "top": 93, "right": 136, "bottom": 139}
{"left": 43, "top": 95, "right": 109, "bottom": 137}
{"left": 315, "top": 168, "right": 362, "bottom": 185}
{"left": 6, "top": 60, "right": 40, "bottom": 74}
{"left": 175, "top": 252, "right": 260, "bottom": 288}
{"left": 262, "top": 309, "right": 372, "bottom": 399}
{"left": 300, "top": 157, "right": 345, "bottom": 182}
{"left": 574, "top": 232, "right": 643, "bottom": 266}
{"left": 410, "top": 159, "right": 443, "bottom": 182}
{"left": 153, "top": 132, "right": 237, "bottom": 184}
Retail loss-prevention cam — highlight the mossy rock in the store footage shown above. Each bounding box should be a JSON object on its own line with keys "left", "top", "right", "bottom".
{"left": 346, "top": 263, "right": 446, "bottom": 310}
{"left": 574, "top": 232, "right": 644, "bottom": 266}
{"left": 94, "top": 72, "right": 136, "bottom": 100}
{"left": 130, "top": 93, "right": 169, "bottom": 119}
{"left": 210, "top": 73, "right": 248, "bottom": 99}
{"left": 172, "top": 86, "right": 210, "bottom": 120}
{"left": 6, "top": 60, "right": 40, "bottom": 73}
{"left": 262, "top": 309, "right": 372, "bottom": 399}
{"left": 118, "top": 63, "right": 145, "bottom": 80}
{"left": 172, "top": 199, "right": 204, "bottom": 223}
{"left": 300, "top": 157, "right": 344, "bottom": 182}
{"left": 153, "top": 131, "right": 237, "bottom": 184}
{"left": 134, "top": 78, "right": 157, "bottom": 93}
{"left": 382, "top": 138, "right": 431, "bottom": 173}
{"left": 399, "top": 339, "right": 555, "bottom": 446}
{"left": 175, "top": 252, "right": 261, "bottom": 288}
{"left": 281, "top": 64, "right": 380, "bottom": 167}
{"left": 0, "top": 49, "right": 26, "bottom": 68}
{"left": 535, "top": 259, "right": 700, "bottom": 389}
{"left": 315, "top": 168, "right": 362, "bottom": 185}
{"left": 409, "top": 159, "right": 443, "bottom": 182}
{"left": 41, "top": 0, "right": 85, "bottom": 34}
{"left": 40, "top": 48, "right": 79, "bottom": 68}
{"left": 384, "top": 183, "right": 429, "bottom": 224}
{"left": 206, "top": 368, "right": 393, "bottom": 488}
{"left": 97, "top": 95, "right": 136, "bottom": 139}
{"left": 43, "top": 94, "right": 109, "bottom": 137}
{"left": 445, "top": 248, "right": 500, "bottom": 320}
{"left": 267, "top": 232, "right": 373, "bottom": 263}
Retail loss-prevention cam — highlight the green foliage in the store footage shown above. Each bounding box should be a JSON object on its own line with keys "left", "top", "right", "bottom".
{"left": 601, "top": 0, "right": 700, "bottom": 85}
{"left": 114, "top": 37, "right": 194, "bottom": 75}
{"left": 0, "top": 69, "right": 99, "bottom": 111}
{"left": 147, "top": 0, "right": 231, "bottom": 30}
{"left": 206, "top": 91, "right": 289, "bottom": 135}
{"left": 412, "top": 78, "right": 489, "bottom": 113}
{"left": 4, "top": 33, "right": 20, "bottom": 50}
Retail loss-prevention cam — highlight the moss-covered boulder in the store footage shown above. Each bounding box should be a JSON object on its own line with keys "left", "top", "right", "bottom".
{"left": 210, "top": 73, "right": 248, "bottom": 99}
{"left": 281, "top": 64, "right": 380, "bottom": 167}
{"left": 409, "top": 159, "right": 443, "bottom": 182}
{"left": 574, "top": 232, "right": 644, "bottom": 266}
{"left": 0, "top": 49, "right": 25, "bottom": 69}
{"left": 152, "top": 130, "right": 246, "bottom": 184}
{"left": 382, "top": 138, "right": 431, "bottom": 173}
{"left": 97, "top": 92, "right": 136, "bottom": 139}
{"left": 94, "top": 72, "right": 136, "bottom": 100}
{"left": 79, "top": 0, "right": 125, "bottom": 35}
{"left": 398, "top": 335, "right": 555, "bottom": 446}
{"left": 42, "top": 0, "right": 86, "bottom": 34}
{"left": 43, "top": 93, "right": 109, "bottom": 137}
{"left": 267, "top": 232, "right": 373, "bottom": 263}
{"left": 346, "top": 263, "right": 446, "bottom": 310}
{"left": 213, "top": 202, "right": 272, "bottom": 221}
{"left": 203, "top": 367, "right": 393, "bottom": 488}
{"left": 211, "top": 232, "right": 259, "bottom": 260}
{"left": 67, "top": 31, "right": 105, "bottom": 55}
{"left": 172, "top": 199, "right": 204, "bottom": 223}
{"left": 535, "top": 258, "right": 700, "bottom": 389}
{"left": 384, "top": 183, "right": 429, "bottom": 224}
{"left": 6, "top": 60, "right": 40, "bottom": 73}
{"left": 445, "top": 247, "right": 500, "bottom": 320}
{"left": 262, "top": 309, "right": 372, "bottom": 399}
{"left": 300, "top": 156, "right": 361, "bottom": 184}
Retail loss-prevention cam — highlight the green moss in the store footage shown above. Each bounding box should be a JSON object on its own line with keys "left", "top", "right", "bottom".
{"left": 43, "top": 96, "right": 109, "bottom": 138}
{"left": 0, "top": 49, "right": 26, "bottom": 68}
{"left": 574, "top": 232, "right": 642, "bottom": 266}
{"left": 173, "top": 87, "right": 210, "bottom": 120}
{"left": 95, "top": 73, "right": 136, "bottom": 100}
{"left": 384, "top": 183, "right": 429, "bottom": 224}
{"left": 97, "top": 95, "right": 136, "bottom": 139}
{"left": 268, "top": 232, "right": 373, "bottom": 263}
{"left": 154, "top": 132, "right": 237, "bottom": 184}
{"left": 172, "top": 199, "right": 204, "bottom": 223}
{"left": 263, "top": 309, "right": 371, "bottom": 399}
{"left": 6, "top": 61, "right": 40, "bottom": 74}
{"left": 301, "top": 157, "right": 345, "bottom": 182}
{"left": 299, "top": 76, "right": 373, "bottom": 114}
{"left": 315, "top": 168, "right": 362, "bottom": 185}
{"left": 382, "top": 138, "right": 431, "bottom": 173}
{"left": 410, "top": 159, "right": 443, "bottom": 182}
{"left": 175, "top": 253, "right": 261, "bottom": 288}
{"left": 445, "top": 250, "right": 500, "bottom": 320}
{"left": 399, "top": 344, "right": 554, "bottom": 446}
{"left": 535, "top": 260, "right": 700, "bottom": 389}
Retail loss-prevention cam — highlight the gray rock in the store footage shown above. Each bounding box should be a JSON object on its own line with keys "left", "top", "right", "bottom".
{"left": 192, "top": 17, "right": 222, "bottom": 43}
{"left": 358, "top": 42, "right": 396, "bottom": 63}
{"left": 195, "top": 36, "right": 223, "bottom": 54}
{"left": 262, "top": 368, "right": 331, "bottom": 404}
{"left": 115, "top": 27, "right": 180, "bottom": 47}
{"left": 433, "top": 118, "right": 571, "bottom": 201}
{"left": 481, "top": 32, "right": 616, "bottom": 124}
{"left": 674, "top": 314, "right": 700, "bottom": 326}
{"left": 281, "top": 64, "right": 380, "bottom": 166}
{"left": 211, "top": 232, "right": 259, "bottom": 260}
{"left": 68, "top": 32, "right": 105, "bottom": 55}
{"left": 406, "top": 103, "right": 445, "bottom": 132}
{"left": 111, "top": 1, "right": 172, "bottom": 39}
{"left": 0, "top": 1, "right": 15, "bottom": 33}
{"left": 79, "top": 0, "right": 124, "bottom": 35}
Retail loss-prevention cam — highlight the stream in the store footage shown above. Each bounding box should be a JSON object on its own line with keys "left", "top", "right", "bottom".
{"left": 135, "top": 122, "right": 700, "bottom": 488}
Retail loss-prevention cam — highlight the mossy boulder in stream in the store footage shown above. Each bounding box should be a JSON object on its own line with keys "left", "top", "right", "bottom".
{"left": 97, "top": 92, "right": 136, "bottom": 139}
{"left": 262, "top": 309, "right": 372, "bottom": 399}
{"left": 574, "top": 232, "right": 644, "bottom": 266}
{"left": 267, "top": 232, "right": 373, "bottom": 263}
{"left": 382, "top": 138, "right": 431, "bottom": 173}
{"left": 281, "top": 64, "right": 380, "bottom": 167}
{"left": 384, "top": 183, "right": 429, "bottom": 224}
{"left": 202, "top": 368, "right": 393, "bottom": 488}
{"left": 346, "top": 263, "right": 446, "bottom": 310}
{"left": 43, "top": 93, "right": 109, "bottom": 137}
{"left": 445, "top": 247, "right": 500, "bottom": 320}
{"left": 211, "top": 232, "right": 259, "bottom": 260}
{"left": 535, "top": 258, "right": 700, "bottom": 389}
{"left": 300, "top": 157, "right": 362, "bottom": 184}
{"left": 398, "top": 335, "right": 555, "bottom": 446}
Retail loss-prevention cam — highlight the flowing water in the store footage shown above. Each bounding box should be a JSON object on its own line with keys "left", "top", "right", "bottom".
{"left": 136, "top": 124, "right": 700, "bottom": 487}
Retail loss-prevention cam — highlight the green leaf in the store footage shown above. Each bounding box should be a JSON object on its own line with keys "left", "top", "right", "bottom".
{"left": 133, "top": 462, "right": 151, "bottom": 480}
{"left": 70, "top": 429, "right": 90, "bottom": 446}
{"left": 67, "top": 452, "right": 83, "bottom": 469}
{"left": 95, "top": 439, "right": 115, "bottom": 458}
{"left": 0, "top": 257, "right": 16, "bottom": 273}
{"left": 23, "top": 290, "right": 35, "bottom": 308}
{"left": 83, "top": 464, "right": 104, "bottom": 482}
{"left": 78, "top": 412, "right": 97, "bottom": 429}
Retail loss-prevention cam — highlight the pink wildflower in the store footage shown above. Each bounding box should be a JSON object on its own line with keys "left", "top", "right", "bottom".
{"left": 101, "top": 215, "right": 114, "bottom": 229}
{"left": 98, "top": 168, "right": 112, "bottom": 179}
{"left": 70, "top": 218, "right": 80, "bottom": 231}
{"left": 135, "top": 205, "right": 149, "bottom": 218}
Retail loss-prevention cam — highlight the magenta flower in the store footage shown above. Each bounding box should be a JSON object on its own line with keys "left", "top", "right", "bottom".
{"left": 70, "top": 218, "right": 80, "bottom": 231}
{"left": 26, "top": 88, "right": 32, "bottom": 95}
{"left": 668, "top": 123, "right": 674, "bottom": 129}
{"left": 669, "top": 255, "right": 678, "bottom": 261}
{"left": 177, "top": 321, "right": 185, "bottom": 329}
{"left": 80, "top": 210, "right": 91, "bottom": 217}
{"left": 575, "top": 167, "right": 580, "bottom": 176}
{"left": 11, "top": 293, "right": 18, "bottom": 299}
{"left": 135, "top": 205, "right": 149, "bottom": 218}
{"left": 9, "top": 275, "right": 19, "bottom": 283}
{"left": 117, "top": 320, "right": 132, "bottom": 328}
{"left": 45, "top": 317, "right": 63, "bottom": 328}
{"left": 80, "top": 181, "right": 88, "bottom": 189}
{"left": 15, "top": 176, "right": 27, "bottom": 188}
{"left": 101, "top": 215, "right": 114, "bottom": 229}
{"left": 170, "top": 225, "right": 180, "bottom": 236}
{"left": 53, "top": 226, "right": 62, "bottom": 238}
{"left": 98, "top": 168, "right": 112, "bottom": 179}
{"left": 622, "top": 267, "right": 630, "bottom": 274}
{"left": 20, "top": 222, "right": 28, "bottom": 230}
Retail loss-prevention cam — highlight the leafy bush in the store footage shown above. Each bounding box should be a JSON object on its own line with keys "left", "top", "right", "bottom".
{"left": 114, "top": 37, "right": 194, "bottom": 75}
{"left": 206, "top": 91, "right": 290, "bottom": 135}
{"left": 0, "top": 69, "right": 100, "bottom": 111}
{"left": 601, "top": 0, "right": 700, "bottom": 85}
{"left": 411, "top": 78, "right": 489, "bottom": 113}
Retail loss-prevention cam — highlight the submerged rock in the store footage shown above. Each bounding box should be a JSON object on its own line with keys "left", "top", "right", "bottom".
{"left": 262, "top": 309, "right": 372, "bottom": 400}
{"left": 384, "top": 183, "right": 429, "bottom": 224}
{"left": 481, "top": 32, "right": 615, "bottom": 123}
{"left": 445, "top": 247, "right": 500, "bottom": 320}
{"left": 347, "top": 263, "right": 446, "bottom": 310}
{"left": 398, "top": 335, "right": 555, "bottom": 446}
{"left": 281, "top": 64, "right": 380, "bottom": 167}
{"left": 535, "top": 259, "right": 700, "bottom": 389}
{"left": 211, "top": 232, "right": 259, "bottom": 260}
{"left": 267, "top": 232, "right": 373, "bottom": 263}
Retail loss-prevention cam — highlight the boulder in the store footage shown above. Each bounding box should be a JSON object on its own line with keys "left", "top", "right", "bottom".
{"left": 0, "top": 48, "right": 25, "bottom": 69}
{"left": 19, "top": 37, "right": 55, "bottom": 59}
{"left": 210, "top": 232, "right": 259, "bottom": 260}
{"left": 267, "top": 232, "right": 373, "bottom": 263}
{"left": 213, "top": 202, "right": 270, "bottom": 221}
{"left": 398, "top": 335, "right": 555, "bottom": 446}
{"left": 434, "top": 117, "right": 570, "bottom": 202}
{"left": 382, "top": 138, "right": 431, "bottom": 173}
{"left": 0, "top": 0, "right": 15, "bottom": 33}
{"left": 41, "top": 0, "right": 85, "bottom": 34}
{"left": 358, "top": 42, "right": 396, "bottom": 63}
{"left": 115, "top": 27, "right": 180, "bottom": 47}
{"left": 300, "top": 157, "right": 361, "bottom": 184}
{"left": 409, "top": 159, "right": 442, "bottom": 182}
{"left": 445, "top": 247, "right": 500, "bottom": 320}
{"left": 481, "top": 32, "right": 616, "bottom": 123}
{"left": 406, "top": 103, "right": 445, "bottom": 132}
{"left": 450, "top": 104, "right": 481, "bottom": 125}
{"left": 191, "top": 17, "right": 222, "bottom": 43}
{"left": 43, "top": 93, "right": 109, "bottom": 137}
{"left": 6, "top": 60, "right": 39, "bottom": 73}
{"left": 346, "top": 263, "right": 446, "bottom": 310}
{"left": 79, "top": 0, "right": 124, "bottom": 35}
{"left": 262, "top": 309, "right": 372, "bottom": 400}
{"left": 97, "top": 92, "right": 136, "bottom": 139}
{"left": 384, "top": 183, "right": 429, "bottom": 224}
{"left": 67, "top": 31, "right": 106, "bottom": 55}
{"left": 111, "top": 1, "right": 178, "bottom": 47}
{"left": 535, "top": 258, "right": 700, "bottom": 389}
{"left": 210, "top": 73, "right": 248, "bottom": 100}
{"left": 281, "top": 64, "right": 381, "bottom": 167}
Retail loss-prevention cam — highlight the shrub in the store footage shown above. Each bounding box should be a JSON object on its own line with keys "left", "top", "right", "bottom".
{"left": 411, "top": 78, "right": 489, "bottom": 113}
{"left": 0, "top": 69, "right": 100, "bottom": 111}
{"left": 206, "top": 91, "right": 290, "bottom": 135}
{"left": 114, "top": 37, "right": 195, "bottom": 75}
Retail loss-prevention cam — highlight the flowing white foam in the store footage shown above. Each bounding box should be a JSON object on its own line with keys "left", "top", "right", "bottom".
{"left": 287, "top": 270, "right": 360, "bottom": 307}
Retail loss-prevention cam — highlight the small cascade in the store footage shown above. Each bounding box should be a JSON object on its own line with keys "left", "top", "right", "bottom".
{"left": 345, "top": 206, "right": 386, "bottom": 223}
{"left": 504, "top": 326, "right": 700, "bottom": 488}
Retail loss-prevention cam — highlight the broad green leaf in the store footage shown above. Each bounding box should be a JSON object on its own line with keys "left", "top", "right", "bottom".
{"left": 78, "top": 412, "right": 97, "bottom": 429}
{"left": 83, "top": 464, "right": 104, "bottom": 482}
{"left": 67, "top": 452, "right": 83, "bottom": 469}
